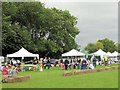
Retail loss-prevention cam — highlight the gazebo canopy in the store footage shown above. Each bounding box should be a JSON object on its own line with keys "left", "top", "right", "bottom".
{"left": 62, "top": 49, "right": 85, "bottom": 57}
{"left": 92, "top": 49, "right": 107, "bottom": 56}
{"left": 111, "top": 51, "right": 119, "bottom": 56}
{"left": 7, "top": 47, "right": 39, "bottom": 59}
{"left": 106, "top": 52, "right": 112, "bottom": 57}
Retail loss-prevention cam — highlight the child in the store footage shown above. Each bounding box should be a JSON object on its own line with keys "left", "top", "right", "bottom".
{"left": 39, "top": 58, "right": 43, "bottom": 72}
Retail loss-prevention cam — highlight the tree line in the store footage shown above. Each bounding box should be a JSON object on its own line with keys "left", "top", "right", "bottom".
{"left": 85, "top": 38, "right": 120, "bottom": 53}
{"left": 2, "top": 2, "right": 80, "bottom": 58}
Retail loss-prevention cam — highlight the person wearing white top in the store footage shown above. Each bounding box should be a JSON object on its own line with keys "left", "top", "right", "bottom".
{"left": 12, "top": 60, "right": 17, "bottom": 65}
{"left": 88, "top": 60, "right": 94, "bottom": 69}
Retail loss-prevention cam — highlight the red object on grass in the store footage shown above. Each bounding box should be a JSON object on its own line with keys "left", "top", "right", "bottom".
{"left": 2, "top": 67, "right": 8, "bottom": 75}
{"left": 2, "top": 67, "right": 9, "bottom": 78}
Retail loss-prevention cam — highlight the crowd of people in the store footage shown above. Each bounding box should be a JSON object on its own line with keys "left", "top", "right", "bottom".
{"left": 56, "top": 56, "right": 116, "bottom": 70}
{"left": 57, "top": 57, "right": 94, "bottom": 70}
{"left": 32, "top": 57, "right": 52, "bottom": 71}
{"left": 25, "top": 56, "right": 118, "bottom": 71}
{"left": 0, "top": 56, "right": 119, "bottom": 79}
{"left": 31, "top": 56, "right": 98, "bottom": 71}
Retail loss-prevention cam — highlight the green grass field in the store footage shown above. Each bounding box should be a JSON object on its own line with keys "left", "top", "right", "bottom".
{"left": 2, "top": 65, "right": 119, "bottom": 88}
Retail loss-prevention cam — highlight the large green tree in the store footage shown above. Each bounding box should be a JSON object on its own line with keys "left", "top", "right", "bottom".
{"left": 95, "top": 41, "right": 104, "bottom": 50}
{"left": 98, "top": 38, "right": 117, "bottom": 53}
{"left": 85, "top": 42, "right": 104, "bottom": 53}
{"left": 2, "top": 2, "right": 80, "bottom": 57}
{"left": 2, "top": 14, "right": 33, "bottom": 56}
{"left": 85, "top": 43, "right": 97, "bottom": 53}
{"left": 85, "top": 38, "right": 117, "bottom": 53}
{"left": 115, "top": 43, "right": 120, "bottom": 53}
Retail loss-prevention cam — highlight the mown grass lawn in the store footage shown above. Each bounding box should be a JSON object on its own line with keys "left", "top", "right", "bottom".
{"left": 2, "top": 64, "right": 119, "bottom": 88}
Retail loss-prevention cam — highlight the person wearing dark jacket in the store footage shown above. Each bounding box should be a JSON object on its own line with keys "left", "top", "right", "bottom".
{"left": 81, "top": 58, "right": 88, "bottom": 70}
{"left": 93, "top": 57, "right": 97, "bottom": 67}
{"left": 46, "top": 57, "right": 51, "bottom": 69}
{"left": 64, "top": 58, "right": 69, "bottom": 70}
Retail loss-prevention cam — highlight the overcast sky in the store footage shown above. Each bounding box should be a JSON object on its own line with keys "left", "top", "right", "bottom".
{"left": 40, "top": 0, "right": 118, "bottom": 49}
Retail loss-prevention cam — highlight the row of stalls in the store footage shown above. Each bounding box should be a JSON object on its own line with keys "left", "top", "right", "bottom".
{"left": 62, "top": 49, "right": 120, "bottom": 62}
{"left": 90, "top": 49, "right": 119, "bottom": 62}
{"left": 0, "top": 48, "right": 119, "bottom": 64}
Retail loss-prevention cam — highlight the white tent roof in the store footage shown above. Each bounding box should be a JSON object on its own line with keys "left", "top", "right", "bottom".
{"left": 106, "top": 52, "right": 112, "bottom": 57}
{"left": 62, "top": 49, "right": 85, "bottom": 57}
{"left": 92, "top": 49, "right": 107, "bottom": 56}
{"left": 7, "top": 47, "right": 39, "bottom": 59}
{"left": 111, "top": 51, "right": 119, "bottom": 56}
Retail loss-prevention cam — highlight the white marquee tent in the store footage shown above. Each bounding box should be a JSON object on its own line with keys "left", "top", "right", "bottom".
{"left": 92, "top": 49, "right": 107, "bottom": 56}
{"left": 62, "top": 49, "right": 85, "bottom": 57}
{"left": 7, "top": 47, "right": 39, "bottom": 59}
{"left": 111, "top": 51, "right": 119, "bottom": 57}
{"left": 106, "top": 52, "right": 113, "bottom": 57}
{"left": 91, "top": 49, "right": 108, "bottom": 59}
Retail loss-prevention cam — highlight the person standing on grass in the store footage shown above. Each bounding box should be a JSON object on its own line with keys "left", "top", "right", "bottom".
{"left": 61, "top": 59, "right": 65, "bottom": 69}
{"left": 21, "top": 60, "right": 25, "bottom": 72}
{"left": 68, "top": 57, "right": 72, "bottom": 69}
{"left": 32, "top": 57, "right": 38, "bottom": 71}
{"left": 102, "top": 57, "right": 105, "bottom": 66}
{"left": 12, "top": 59, "right": 17, "bottom": 67}
{"left": 72, "top": 57, "right": 77, "bottom": 69}
{"left": 80, "top": 58, "right": 88, "bottom": 70}
{"left": 104, "top": 56, "right": 108, "bottom": 66}
{"left": 46, "top": 57, "right": 51, "bottom": 69}
{"left": 64, "top": 57, "right": 69, "bottom": 70}
{"left": 92, "top": 57, "right": 97, "bottom": 67}
{"left": 39, "top": 58, "right": 43, "bottom": 72}
{"left": 43, "top": 57, "right": 47, "bottom": 69}
{"left": 58, "top": 59, "right": 62, "bottom": 69}
{"left": 16, "top": 60, "right": 21, "bottom": 71}
{"left": 77, "top": 57, "right": 81, "bottom": 69}
{"left": 71, "top": 57, "right": 75, "bottom": 69}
